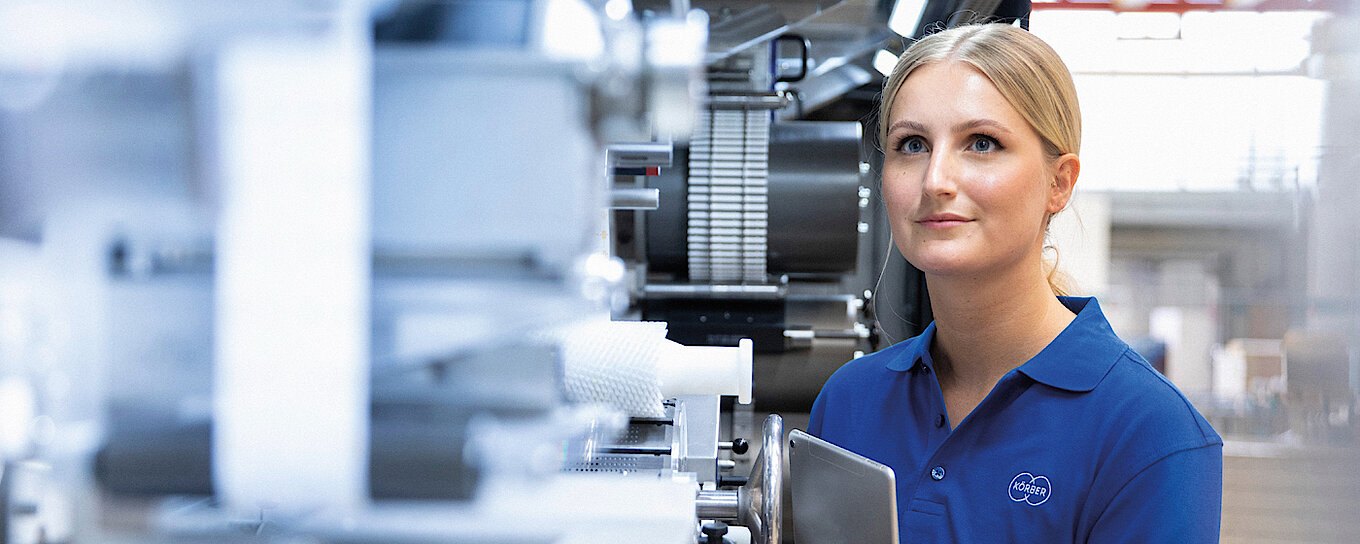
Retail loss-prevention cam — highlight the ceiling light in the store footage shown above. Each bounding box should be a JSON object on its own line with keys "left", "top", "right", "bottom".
{"left": 874, "top": 49, "right": 899, "bottom": 76}
{"left": 888, "top": 0, "right": 927, "bottom": 38}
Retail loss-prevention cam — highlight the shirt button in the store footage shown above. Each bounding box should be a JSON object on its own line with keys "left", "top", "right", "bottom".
{"left": 930, "top": 466, "right": 945, "bottom": 481}
{"left": 935, "top": 414, "right": 946, "bottom": 428}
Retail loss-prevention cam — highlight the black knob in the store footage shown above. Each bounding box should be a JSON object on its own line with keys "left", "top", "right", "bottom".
{"left": 717, "top": 475, "right": 748, "bottom": 488}
{"left": 701, "top": 521, "right": 728, "bottom": 544}
{"left": 731, "top": 438, "right": 749, "bottom": 455}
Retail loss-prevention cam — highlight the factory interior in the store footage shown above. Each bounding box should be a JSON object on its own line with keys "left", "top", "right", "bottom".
{"left": 0, "top": 0, "right": 1357, "bottom": 542}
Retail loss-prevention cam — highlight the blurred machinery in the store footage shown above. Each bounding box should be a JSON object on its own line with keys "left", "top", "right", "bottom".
{"left": 0, "top": 0, "right": 1157, "bottom": 543}
{"left": 0, "top": 1, "right": 774, "bottom": 543}
{"left": 3, "top": 0, "right": 1357, "bottom": 543}
{"left": 0, "top": 0, "right": 899, "bottom": 543}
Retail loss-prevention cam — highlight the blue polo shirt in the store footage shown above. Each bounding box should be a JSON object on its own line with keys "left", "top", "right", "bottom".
{"left": 809, "top": 297, "right": 1223, "bottom": 542}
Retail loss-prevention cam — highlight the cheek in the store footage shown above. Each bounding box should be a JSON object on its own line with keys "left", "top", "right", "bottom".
{"left": 971, "top": 165, "right": 1047, "bottom": 218}
{"left": 880, "top": 168, "right": 919, "bottom": 215}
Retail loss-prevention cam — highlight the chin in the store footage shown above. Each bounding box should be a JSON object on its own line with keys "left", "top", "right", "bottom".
{"left": 910, "top": 261, "right": 979, "bottom": 278}
{"left": 899, "top": 247, "right": 979, "bottom": 277}
{"left": 905, "top": 241, "right": 1043, "bottom": 283}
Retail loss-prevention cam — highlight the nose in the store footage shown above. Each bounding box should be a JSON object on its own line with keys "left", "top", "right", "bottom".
{"left": 922, "top": 149, "right": 958, "bottom": 197}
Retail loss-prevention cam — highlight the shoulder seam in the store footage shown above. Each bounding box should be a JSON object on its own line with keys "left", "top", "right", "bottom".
{"left": 1118, "top": 349, "right": 1221, "bottom": 444}
{"left": 1088, "top": 442, "right": 1222, "bottom": 527}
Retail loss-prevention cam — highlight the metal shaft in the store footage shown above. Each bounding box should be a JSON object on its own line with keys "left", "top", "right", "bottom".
{"left": 610, "top": 187, "right": 661, "bottom": 210}
{"left": 696, "top": 490, "right": 740, "bottom": 520}
{"left": 600, "top": 445, "right": 671, "bottom": 455}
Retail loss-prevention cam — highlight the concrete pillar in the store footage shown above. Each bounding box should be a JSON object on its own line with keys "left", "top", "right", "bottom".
{"left": 1306, "top": 10, "right": 1360, "bottom": 395}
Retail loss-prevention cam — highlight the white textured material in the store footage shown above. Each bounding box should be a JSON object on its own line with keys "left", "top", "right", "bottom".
{"left": 553, "top": 320, "right": 755, "bottom": 415}
{"left": 554, "top": 320, "right": 669, "bottom": 418}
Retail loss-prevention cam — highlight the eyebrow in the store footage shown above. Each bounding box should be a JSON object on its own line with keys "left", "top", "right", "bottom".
{"left": 887, "top": 118, "right": 1014, "bottom": 135}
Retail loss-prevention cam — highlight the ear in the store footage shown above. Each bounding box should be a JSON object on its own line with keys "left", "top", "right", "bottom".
{"left": 1047, "top": 153, "right": 1080, "bottom": 214}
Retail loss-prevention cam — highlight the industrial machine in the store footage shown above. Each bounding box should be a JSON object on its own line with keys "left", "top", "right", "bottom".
{"left": 614, "top": 6, "right": 882, "bottom": 424}
{"left": 0, "top": 0, "right": 1000, "bottom": 543}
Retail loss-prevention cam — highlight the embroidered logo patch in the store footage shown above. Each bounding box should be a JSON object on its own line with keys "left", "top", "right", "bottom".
{"left": 1009, "top": 472, "right": 1051, "bottom": 506}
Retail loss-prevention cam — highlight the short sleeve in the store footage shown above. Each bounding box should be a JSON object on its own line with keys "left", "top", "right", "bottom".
{"left": 1087, "top": 444, "right": 1223, "bottom": 543}
{"left": 807, "top": 386, "right": 827, "bottom": 436}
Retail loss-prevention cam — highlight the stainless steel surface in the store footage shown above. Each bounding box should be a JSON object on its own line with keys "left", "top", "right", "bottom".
{"left": 783, "top": 327, "right": 868, "bottom": 340}
{"left": 696, "top": 490, "right": 741, "bottom": 520}
{"left": 739, "top": 414, "right": 784, "bottom": 544}
{"left": 700, "top": 0, "right": 866, "bottom": 64}
{"left": 782, "top": 62, "right": 875, "bottom": 117}
{"left": 678, "top": 395, "right": 722, "bottom": 483}
{"left": 607, "top": 143, "right": 674, "bottom": 168}
{"left": 699, "top": 0, "right": 896, "bottom": 121}
{"left": 611, "top": 187, "right": 661, "bottom": 210}
{"left": 787, "top": 294, "right": 863, "bottom": 330}
{"left": 601, "top": 445, "right": 673, "bottom": 455}
{"left": 643, "top": 283, "right": 786, "bottom": 299}
{"left": 565, "top": 417, "right": 671, "bottom": 474}
{"left": 707, "top": 93, "right": 789, "bottom": 110}
{"left": 704, "top": 3, "right": 788, "bottom": 64}
{"left": 566, "top": 396, "right": 726, "bottom": 483}
{"left": 566, "top": 397, "right": 736, "bottom": 481}
{"left": 767, "top": 121, "right": 863, "bottom": 275}
{"left": 783, "top": 295, "right": 864, "bottom": 350}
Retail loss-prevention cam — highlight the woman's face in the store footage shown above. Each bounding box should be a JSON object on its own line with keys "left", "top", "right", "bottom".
{"left": 882, "top": 61, "right": 1075, "bottom": 281}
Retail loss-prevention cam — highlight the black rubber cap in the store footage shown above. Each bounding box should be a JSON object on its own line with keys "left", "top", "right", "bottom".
{"left": 702, "top": 521, "right": 729, "bottom": 544}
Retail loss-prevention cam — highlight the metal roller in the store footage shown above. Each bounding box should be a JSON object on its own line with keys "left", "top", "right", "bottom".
{"left": 765, "top": 120, "right": 862, "bottom": 276}
{"left": 647, "top": 121, "right": 862, "bottom": 279}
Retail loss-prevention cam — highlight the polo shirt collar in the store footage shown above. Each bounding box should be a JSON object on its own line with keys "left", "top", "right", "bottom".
{"left": 885, "top": 322, "right": 935, "bottom": 372}
{"left": 1017, "top": 297, "right": 1122, "bottom": 392}
{"left": 883, "top": 297, "right": 1123, "bottom": 392}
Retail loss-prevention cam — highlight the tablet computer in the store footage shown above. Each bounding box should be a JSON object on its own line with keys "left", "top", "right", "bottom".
{"left": 788, "top": 428, "right": 899, "bottom": 544}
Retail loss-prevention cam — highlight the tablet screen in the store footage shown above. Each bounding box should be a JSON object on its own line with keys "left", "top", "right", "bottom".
{"left": 788, "top": 428, "right": 900, "bottom": 544}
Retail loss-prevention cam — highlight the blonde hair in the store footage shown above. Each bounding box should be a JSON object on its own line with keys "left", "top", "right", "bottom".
{"left": 879, "top": 24, "right": 1082, "bottom": 296}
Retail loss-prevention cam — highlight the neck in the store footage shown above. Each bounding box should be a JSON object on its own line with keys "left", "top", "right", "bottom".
{"left": 925, "top": 260, "right": 1075, "bottom": 392}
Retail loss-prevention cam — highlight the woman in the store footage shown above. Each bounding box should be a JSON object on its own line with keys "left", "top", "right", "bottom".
{"left": 808, "top": 24, "right": 1223, "bottom": 542}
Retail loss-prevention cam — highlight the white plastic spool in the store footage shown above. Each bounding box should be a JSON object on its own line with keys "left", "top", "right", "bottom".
{"left": 655, "top": 338, "right": 753, "bottom": 405}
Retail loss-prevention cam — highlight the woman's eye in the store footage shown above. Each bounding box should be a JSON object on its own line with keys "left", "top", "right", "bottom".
{"left": 901, "top": 137, "right": 926, "bottom": 153}
{"left": 970, "top": 135, "right": 1000, "bottom": 152}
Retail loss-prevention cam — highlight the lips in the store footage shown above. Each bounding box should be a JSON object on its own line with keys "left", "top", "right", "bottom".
{"left": 916, "top": 213, "right": 972, "bottom": 228}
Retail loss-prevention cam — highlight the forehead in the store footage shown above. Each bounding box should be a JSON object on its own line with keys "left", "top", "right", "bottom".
{"left": 888, "top": 61, "right": 1026, "bottom": 130}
